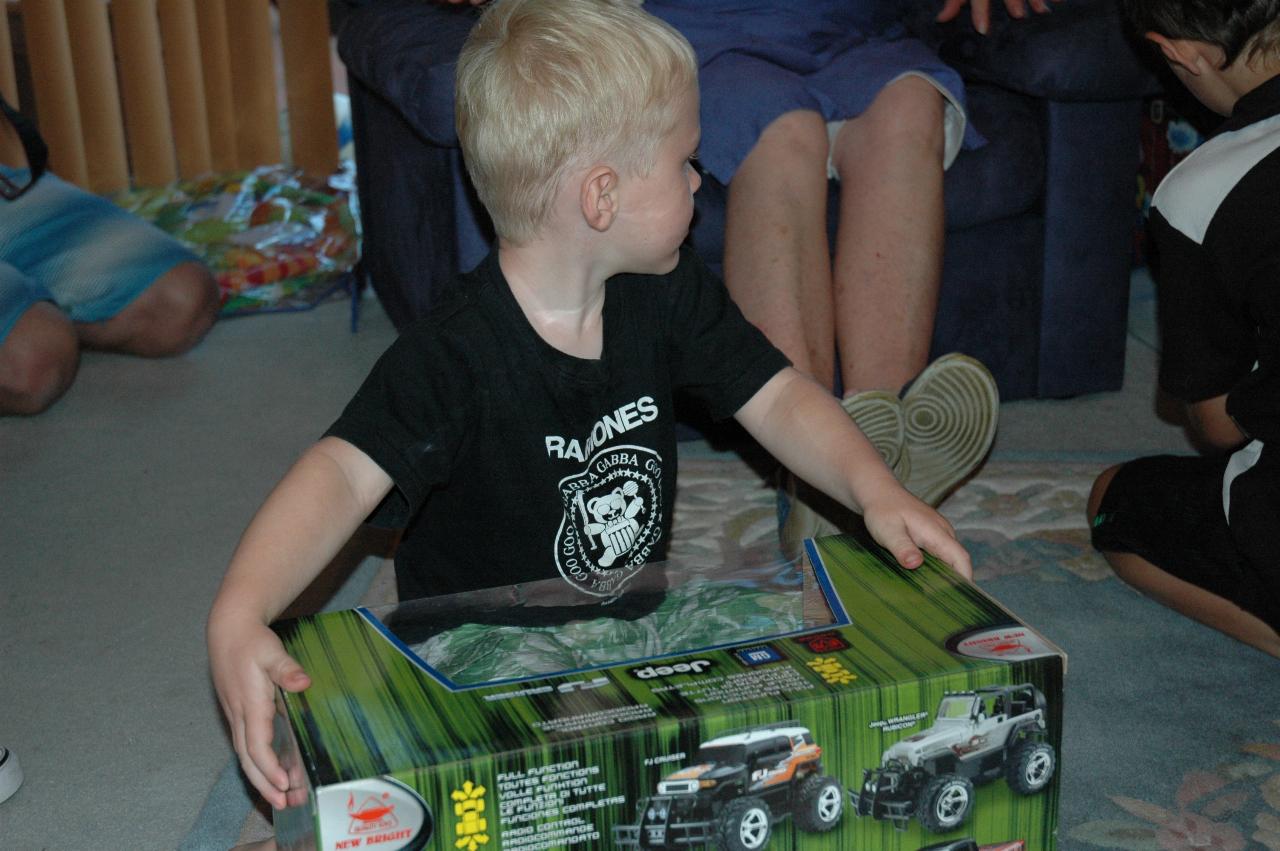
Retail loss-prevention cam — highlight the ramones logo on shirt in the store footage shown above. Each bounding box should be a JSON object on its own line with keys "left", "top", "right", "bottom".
{"left": 555, "top": 445, "right": 663, "bottom": 597}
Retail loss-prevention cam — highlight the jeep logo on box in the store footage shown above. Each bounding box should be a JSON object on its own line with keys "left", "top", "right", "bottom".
{"left": 629, "top": 659, "right": 714, "bottom": 679}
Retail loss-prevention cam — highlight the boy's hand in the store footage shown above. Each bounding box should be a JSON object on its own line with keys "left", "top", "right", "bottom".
{"left": 208, "top": 615, "right": 311, "bottom": 810}
{"left": 1186, "top": 393, "right": 1249, "bottom": 451}
{"left": 203, "top": 437, "right": 392, "bottom": 807}
{"left": 860, "top": 488, "right": 973, "bottom": 580}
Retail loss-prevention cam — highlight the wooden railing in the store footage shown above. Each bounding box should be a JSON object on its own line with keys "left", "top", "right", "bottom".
{"left": 0, "top": 0, "right": 338, "bottom": 193}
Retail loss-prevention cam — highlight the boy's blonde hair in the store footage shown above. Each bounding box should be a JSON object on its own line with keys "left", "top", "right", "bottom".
{"left": 456, "top": 0, "right": 698, "bottom": 244}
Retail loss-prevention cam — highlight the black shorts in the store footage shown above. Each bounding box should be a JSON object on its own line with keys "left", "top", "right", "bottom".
{"left": 1091, "top": 453, "right": 1280, "bottom": 631}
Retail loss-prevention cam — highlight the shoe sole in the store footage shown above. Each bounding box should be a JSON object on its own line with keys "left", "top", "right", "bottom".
{"left": 0, "top": 748, "right": 22, "bottom": 804}
{"left": 840, "top": 389, "right": 907, "bottom": 477}
{"left": 900, "top": 353, "right": 999, "bottom": 506}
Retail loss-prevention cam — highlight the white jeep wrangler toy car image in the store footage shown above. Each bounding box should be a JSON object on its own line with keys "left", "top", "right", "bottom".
{"left": 852, "top": 684, "right": 1056, "bottom": 833}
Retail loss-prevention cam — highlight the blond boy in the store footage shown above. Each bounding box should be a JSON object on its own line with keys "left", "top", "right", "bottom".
{"left": 208, "top": 0, "right": 971, "bottom": 808}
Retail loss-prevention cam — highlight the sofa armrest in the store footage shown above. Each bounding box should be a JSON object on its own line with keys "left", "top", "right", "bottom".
{"left": 337, "top": 0, "right": 478, "bottom": 146}
{"left": 905, "top": 0, "right": 1158, "bottom": 102}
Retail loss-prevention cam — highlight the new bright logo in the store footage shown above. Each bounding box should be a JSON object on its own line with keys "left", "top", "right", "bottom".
{"left": 321, "top": 778, "right": 430, "bottom": 851}
{"left": 348, "top": 792, "right": 398, "bottom": 835}
{"left": 733, "top": 645, "right": 783, "bottom": 667}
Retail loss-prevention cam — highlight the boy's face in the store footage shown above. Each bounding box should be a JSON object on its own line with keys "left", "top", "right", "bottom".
{"left": 610, "top": 86, "right": 702, "bottom": 275}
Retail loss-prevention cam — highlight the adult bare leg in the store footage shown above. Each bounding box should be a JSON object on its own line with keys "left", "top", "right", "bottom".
{"left": 76, "top": 261, "right": 219, "bottom": 357}
{"left": 831, "top": 76, "right": 946, "bottom": 396}
{"left": 0, "top": 301, "right": 79, "bottom": 415}
{"left": 723, "top": 110, "right": 835, "bottom": 388}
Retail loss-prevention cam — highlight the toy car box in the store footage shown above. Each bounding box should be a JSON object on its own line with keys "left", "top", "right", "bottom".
{"left": 270, "top": 532, "right": 1066, "bottom": 851}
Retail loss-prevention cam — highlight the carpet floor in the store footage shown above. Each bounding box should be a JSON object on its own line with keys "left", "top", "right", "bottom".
{"left": 16, "top": 271, "right": 1238, "bottom": 849}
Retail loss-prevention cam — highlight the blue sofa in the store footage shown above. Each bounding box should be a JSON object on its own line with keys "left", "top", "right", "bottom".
{"left": 338, "top": 0, "right": 1156, "bottom": 400}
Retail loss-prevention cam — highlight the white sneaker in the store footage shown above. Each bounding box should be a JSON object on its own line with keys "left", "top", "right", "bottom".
{"left": 840, "top": 388, "right": 907, "bottom": 476}
{"left": 0, "top": 747, "right": 22, "bottom": 804}
{"left": 776, "top": 356, "right": 997, "bottom": 555}
{"left": 899, "top": 353, "right": 999, "bottom": 506}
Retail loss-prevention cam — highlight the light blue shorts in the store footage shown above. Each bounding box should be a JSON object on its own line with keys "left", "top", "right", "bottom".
{"left": 0, "top": 169, "right": 199, "bottom": 343}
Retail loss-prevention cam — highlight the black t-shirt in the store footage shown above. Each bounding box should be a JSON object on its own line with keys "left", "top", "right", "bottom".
{"left": 1149, "top": 76, "right": 1280, "bottom": 443}
{"left": 326, "top": 246, "right": 789, "bottom": 602}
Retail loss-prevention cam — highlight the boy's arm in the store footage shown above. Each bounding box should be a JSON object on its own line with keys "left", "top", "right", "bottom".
{"left": 1187, "top": 393, "right": 1248, "bottom": 450}
{"left": 735, "top": 368, "right": 972, "bottom": 578}
{"left": 207, "top": 436, "right": 393, "bottom": 809}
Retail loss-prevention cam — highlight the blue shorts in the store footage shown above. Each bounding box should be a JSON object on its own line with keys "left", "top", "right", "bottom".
{"left": 647, "top": 0, "right": 983, "bottom": 184}
{"left": 0, "top": 169, "right": 199, "bottom": 343}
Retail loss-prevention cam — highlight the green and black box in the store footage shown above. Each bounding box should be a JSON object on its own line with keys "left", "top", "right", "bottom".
{"left": 271, "top": 534, "right": 1065, "bottom": 851}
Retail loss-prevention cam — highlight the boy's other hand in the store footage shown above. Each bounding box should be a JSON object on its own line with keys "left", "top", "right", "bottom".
{"left": 936, "top": 0, "right": 1058, "bottom": 35}
{"left": 860, "top": 489, "right": 973, "bottom": 581}
{"left": 208, "top": 616, "right": 311, "bottom": 810}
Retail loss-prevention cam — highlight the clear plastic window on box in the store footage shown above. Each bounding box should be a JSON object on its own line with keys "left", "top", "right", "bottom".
{"left": 365, "top": 553, "right": 842, "bottom": 687}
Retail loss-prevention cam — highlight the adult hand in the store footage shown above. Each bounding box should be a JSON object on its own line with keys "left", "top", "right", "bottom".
{"left": 936, "top": 0, "right": 1058, "bottom": 35}
{"left": 208, "top": 616, "right": 311, "bottom": 810}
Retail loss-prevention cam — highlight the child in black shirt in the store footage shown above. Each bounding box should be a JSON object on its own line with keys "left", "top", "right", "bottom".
{"left": 208, "top": 0, "right": 972, "bottom": 808}
{"left": 1089, "top": 0, "right": 1280, "bottom": 658}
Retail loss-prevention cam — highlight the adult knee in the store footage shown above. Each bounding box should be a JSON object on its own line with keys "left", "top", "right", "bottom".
{"left": 747, "top": 110, "right": 830, "bottom": 182}
{"left": 0, "top": 305, "right": 80, "bottom": 415}
{"left": 834, "top": 77, "right": 945, "bottom": 173}
{"left": 136, "top": 262, "right": 220, "bottom": 356}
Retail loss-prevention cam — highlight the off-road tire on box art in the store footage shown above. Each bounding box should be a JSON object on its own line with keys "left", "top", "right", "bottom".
{"left": 717, "top": 797, "right": 773, "bottom": 851}
{"left": 853, "top": 683, "right": 1055, "bottom": 834}
{"left": 616, "top": 725, "right": 839, "bottom": 849}
{"left": 793, "top": 775, "right": 843, "bottom": 833}
{"left": 917, "top": 774, "right": 974, "bottom": 833}
{"left": 1005, "top": 741, "right": 1056, "bottom": 794}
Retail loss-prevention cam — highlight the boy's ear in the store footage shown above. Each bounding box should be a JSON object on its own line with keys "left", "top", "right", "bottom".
{"left": 1146, "top": 33, "right": 1208, "bottom": 74}
{"left": 581, "top": 165, "right": 619, "bottom": 232}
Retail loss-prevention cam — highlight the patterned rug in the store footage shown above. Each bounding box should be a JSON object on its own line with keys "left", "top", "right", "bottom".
{"left": 225, "top": 448, "right": 1280, "bottom": 850}
{"left": 670, "top": 450, "right": 1110, "bottom": 587}
{"left": 675, "top": 448, "right": 1280, "bottom": 851}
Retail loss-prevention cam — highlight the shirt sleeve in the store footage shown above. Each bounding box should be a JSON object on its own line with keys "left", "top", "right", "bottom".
{"left": 1199, "top": 160, "right": 1280, "bottom": 441}
{"left": 323, "top": 324, "right": 472, "bottom": 527}
{"left": 1152, "top": 209, "right": 1258, "bottom": 404}
{"left": 1224, "top": 260, "right": 1280, "bottom": 441}
{"left": 662, "top": 246, "right": 791, "bottom": 420}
